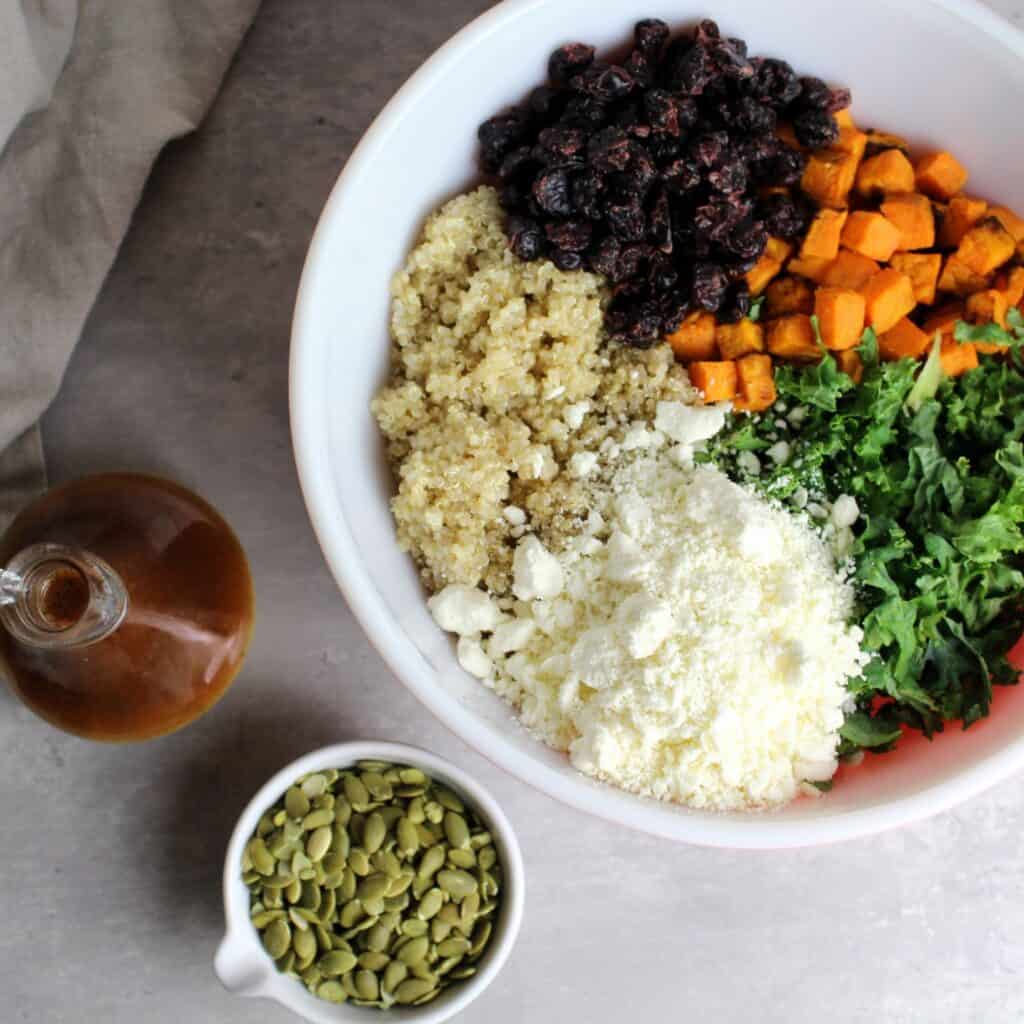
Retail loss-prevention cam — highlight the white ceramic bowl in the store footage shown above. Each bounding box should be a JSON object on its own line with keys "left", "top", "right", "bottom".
{"left": 291, "top": 0, "right": 1024, "bottom": 847}
{"left": 215, "top": 741, "right": 525, "bottom": 1023}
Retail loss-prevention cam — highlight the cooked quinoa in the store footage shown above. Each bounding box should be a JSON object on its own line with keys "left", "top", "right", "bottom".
{"left": 372, "top": 186, "right": 694, "bottom": 593}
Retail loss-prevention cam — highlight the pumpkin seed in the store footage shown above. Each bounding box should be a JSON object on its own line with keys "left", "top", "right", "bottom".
{"left": 314, "top": 924, "right": 333, "bottom": 952}
{"left": 424, "top": 801, "right": 445, "bottom": 824}
{"left": 373, "top": 849, "right": 402, "bottom": 879}
{"left": 284, "top": 787, "right": 310, "bottom": 819}
{"left": 397, "top": 936, "right": 430, "bottom": 965}
{"left": 431, "top": 919, "right": 453, "bottom": 943}
{"left": 417, "top": 845, "right": 446, "bottom": 880}
{"left": 348, "top": 848, "right": 371, "bottom": 876}
{"left": 382, "top": 961, "right": 408, "bottom": 993}
{"left": 364, "top": 812, "right": 387, "bottom": 854}
{"left": 306, "top": 826, "right": 332, "bottom": 863}
{"left": 248, "top": 838, "right": 276, "bottom": 876}
{"left": 317, "top": 980, "right": 346, "bottom": 1004}
{"left": 361, "top": 771, "right": 390, "bottom": 799}
{"left": 460, "top": 891, "right": 480, "bottom": 928}
{"left": 262, "top": 919, "right": 291, "bottom": 960}
{"left": 283, "top": 878, "right": 302, "bottom": 904}
{"left": 319, "top": 889, "right": 337, "bottom": 923}
{"left": 293, "top": 926, "right": 317, "bottom": 963}
{"left": 449, "top": 965, "right": 476, "bottom": 981}
{"left": 437, "top": 869, "right": 478, "bottom": 899}
{"left": 444, "top": 812, "right": 471, "bottom": 849}
{"left": 299, "top": 881, "right": 321, "bottom": 912}
{"left": 448, "top": 848, "right": 476, "bottom": 869}
{"left": 343, "top": 775, "right": 370, "bottom": 809}
{"left": 341, "top": 972, "right": 360, "bottom": 999}
{"left": 394, "top": 977, "right": 436, "bottom": 1004}
{"left": 365, "top": 923, "right": 391, "bottom": 952}
{"left": 301, "top": 965, "right": 322, "bottom": 989}
{"left": 334, "top": 797, "right": 353, "bottom": 828}
{"left": 469, "top": 919, "right": 492, "bottom": 958}
{"left": 250, "top": 909, "right": 285, "bottom": 928}
{"left": 387, "top": 872, "right": 414, "bottom": 897}
{"left": 436, "top": 937, "right": 471, "bottom": 958}
{"left": 312, "top": 792, "right": 335, "bottom": 811}
{"left": 318, "top": 949, "right": 357, "bottom": 976}
{"left": 339, "top": 900, "right": 365, "bottom": 928}
{"left": 358, "top": 951, "right": 390, "bottom": 971}
{"left": 260, "top": 873, "right": 293, "bottom": 890}
{"left": 300, "top": 774, "right": 328, "bottom": 799}
{"left": 478, "top": 846, "right": 497, "bottom": 871}
{"left": 416, "top": 888, "right": 444, "bottom": 920}
{"left": 410, "top": 963, "right": 438, "bottom": 984}
{"left": 407, "top": 797, "right": 426, "bottom": 824}
{"left": 340, "top": 868, "right": 357, "bottom": 901}
{"left": 276, "top": 949, "right": 296, "bottom": 975}
{"left": 302, "top": 809, "right": 334, "bottom": 831}
{"left": 401, "top": 918, "right": 428, "bottom": 938}
{"left": 288, "top": 907, "right": 310, "bottom": 931}
{"left": 356, "top": 760, "right": 391, "bottom": 772}
{"left": 322, "top": 869, "right": 345, "bottom": 890}
{"left": 436, "top": 955, "right": 462, "bottom": 976}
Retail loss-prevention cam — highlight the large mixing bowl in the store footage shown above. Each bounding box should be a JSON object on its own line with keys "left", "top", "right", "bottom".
{"left": 291, "top": 0, "right": 1024, "bottom": 847}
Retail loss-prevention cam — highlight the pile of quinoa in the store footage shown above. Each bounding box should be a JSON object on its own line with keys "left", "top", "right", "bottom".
{"left": 372, "top": 186, "right": 694, "bottom": 594}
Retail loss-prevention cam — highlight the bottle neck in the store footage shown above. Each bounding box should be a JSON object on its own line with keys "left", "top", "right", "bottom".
{"left": 0, "top": 543, "right": 127, "bottom": 649}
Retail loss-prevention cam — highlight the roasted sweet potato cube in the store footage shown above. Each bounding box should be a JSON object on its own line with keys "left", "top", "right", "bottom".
{"left": 915, "top": 151, "right": 969, "bottom": 200}
{"left": 766, "top": 314, "right": 821, "bottom": 362}
{"left": 764, "top": 275, "right": 815, "bottom": 318}
{"left": 889, "top": 253, "right": 942, "bottom": 305}
{"left": 966, "top": 288, "right": 1008, "bottom": 329}
{"left": 881, "top": 193, "right": 935, "bottom": 251}
{"left": 787, "top": 255, "right": 832, "bottom": 284}
{"left": 989, "top": 205, "right": 1024, "bottom": 243}
{"left": 957, "top": 218, "right": 1016, "bottom": 275}
{"left": 856, "top": 149, "right": 916, "bottom": 196}
{"left": 802, "top": 149, "right": 860, "bottom": 209}
{"left": 815, "top": 287, "right": 866, "bottom": 351}
{"left": 835, "top": 110, "right": 868, "bottom": 161}
{"left": 939, "top": 337, "right": 979, "bottom": 377}
{"left": 689, "top": 361, "right": 738, "bottom": 403}
{"left": 996, "top": 266, "right": 1024, "bottom": 308}
{"left": 861, "top": 269, "right": 916, "bottom": 334}
{"left": 746, "top": 237, "right": 793, "bottom": 295}
{"left": 733, "top": 355, "right": 777, "bottom": 413}
{"left": 841, "top": 211, "right": 903, "bottom": 261}
{"left": 835, "top": 348, "right": 864, "bottom": 383}
{"left": 938, "top": 195, "right": 988, "bottom": 248}
{"left": 878, "top": 318, "right": 931, "bottom": 361}
{"left": 716, "top": 319, "right": 765, "bottom": 360}
{"left": 666, "top": 312, "right": 717, "bottom": 362}
{"left": 822, "top": 250, "right": 880, "bottom": 290}
{"left": 800, "top": 209, "right": 849, "bottom": 261}
{"left": 937, "top": 254, "right": 990, "bottom": 296}
{"left": 922, "top": 303, "right": 964, "bottom": 341}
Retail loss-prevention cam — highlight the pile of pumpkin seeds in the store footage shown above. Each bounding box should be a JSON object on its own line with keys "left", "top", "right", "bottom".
{"left": 242, "top": 761, "right": 501, "bottom": 1009}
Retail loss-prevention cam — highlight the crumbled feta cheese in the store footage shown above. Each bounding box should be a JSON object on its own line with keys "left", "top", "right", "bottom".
{"left": 766, "top": 441, "right": 792, "bottom": 466}
{"left": 654, "top": 400, "right": 728, "bottom": 447}
{"left": 736, "top": 451, "right": 761, "bottom": 476}
{"left": 487, "top": 618, "right": 536, "bottom": 658}
{"left": 457, "top": 637, "right": 493, "bottom": 678}
{"left": 617, "top": 592, "right": 674, "bottom": 659}
{"left": 568, "top": 451, "right": 599, "bottom": 478}
{"left": 503, "top": 505, "right": 526, "bottom": 526}
{"left": 807, "top": 502, "right": 829, "bottom": 521}
{"left": 563, "top": 401, "right": 590, "bottom": 430}
{"left": 787, "top": 405, "right": 808, "bottom": 426}
{"left": 792, "top": 486, "right": 809, "bottom": 509}
{"left": 428, "top": 585, "right": 504, "bottom": 636}
{"left": 831, "top": 494, "right": 860, "bottom": 528}
{"left": 512, "top": 535, "right": 564, "bottom": 601}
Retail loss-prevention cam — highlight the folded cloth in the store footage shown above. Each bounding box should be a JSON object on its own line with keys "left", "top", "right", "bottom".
{"left": 0, "top": 0, "right": 261, "bottom": 528}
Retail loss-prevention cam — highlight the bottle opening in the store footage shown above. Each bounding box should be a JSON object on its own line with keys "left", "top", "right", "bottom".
{"left": 35, "top": 562, "right": 91, "bottom": 631}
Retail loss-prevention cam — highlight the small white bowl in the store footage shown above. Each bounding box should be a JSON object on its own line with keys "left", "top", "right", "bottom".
{"left": 215, "top": 741, "right": 525, "bottom": 1024}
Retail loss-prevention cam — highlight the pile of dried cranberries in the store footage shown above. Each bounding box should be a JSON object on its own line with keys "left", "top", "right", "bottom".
{"left": 478, "top": 18, "right": 850, "bottom": 346}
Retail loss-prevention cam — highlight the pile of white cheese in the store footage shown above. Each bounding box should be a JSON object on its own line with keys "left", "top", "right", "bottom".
{"left": 428, "top": 401, "right": 868, "bottom": 811}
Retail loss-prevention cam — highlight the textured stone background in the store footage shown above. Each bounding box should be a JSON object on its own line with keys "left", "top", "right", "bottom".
{"left": 6, "top": 1, "right": 1024, "bottom": 1021}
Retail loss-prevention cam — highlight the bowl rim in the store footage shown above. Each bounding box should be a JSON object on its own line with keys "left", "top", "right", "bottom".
{"left": 218, "top": 740, "right": 525, "bottom": 1023}
{"left": 290, "top": 0, "right": 1024, "bottom": 849}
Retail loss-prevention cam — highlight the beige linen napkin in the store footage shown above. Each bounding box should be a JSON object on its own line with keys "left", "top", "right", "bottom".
{"left": 0, "top": 0, "right": 261, "bottom": 526}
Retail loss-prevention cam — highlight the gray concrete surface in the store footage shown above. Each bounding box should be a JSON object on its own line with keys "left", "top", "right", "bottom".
{"left": 6, "top": 1, "right": 1024, "bottom": 1021}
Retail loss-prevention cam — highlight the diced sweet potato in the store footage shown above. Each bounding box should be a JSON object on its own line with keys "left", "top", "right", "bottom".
{"left": 989, "top": 205, "right": 1024, "bottom": 243}
{"left": 746, "top": 236, "right": 794, "bottom": 295}
{"left": 915, "top": 151, "right": 969, "bottom": 200}
{"left": 834, "top": 110, "right": 868, "bottom": 160}
{"left": 938, "top": 195, "right": 988, "bottom": 248}
{"left": 861, "top": 269, "right": 916, "bottom": 334}
{"left": 802, "top": 149, "right": 860, "bottom": 209}
{"left": 733, "top": 354, "right": 777, "bottom": 413}
{"left": 764, "top": 276, "right": 815, "bottom": 318}
{"left": 996, "top": 266, "right": 1024, "bottom": 308}
{"left": 815, "top": 287, "right": 866, "bottom": 351}
{"left": 666, "top": 312, "right": 717, "bottom": 362}
{"left": 957, "top": 218, "right": 1016, "bottom": 275}
{"left": 966, "top": 288, "right": 1008, "bottom": 329}
{"left": 878, "top": 317, "right": 931, "bottom": 361}
{"left": 890, "top": 252, "right": 942, "bottom": 305}
{"left": 835, "top": 348, "right": 864, "bottom": 383}
{"left": 689, "top": 361, "right": 738, "bottom": 403}
{"left": 922, "top": 303, "right": 964, "bottom": 341}
{"left": 716, "top": 319, "right": 766, "bottom": 360}
{"left": 856, "top": 149, "right": 916, "bottom": 196}
{"left": 800, "top": 209, "right": 848, "bottom": 261}
{"left": 939, "top": 337, "right": 979, "bottom": 377}
{"left": 937, "top": 254, "right": 990, "bottom": 296}
{"left": 766, "top": 314, "right": 821, "bottom": 362}
{"left": 788, "top": 255, "right": 832, "bottom": 284}
{"left": 822, "top": 250, "right": 880, "bottom": 290}
{"left": 880, "top": 193, "right": 935, "bottom": 251}
{"left": 841, "top": 211, "right": 903, "bottom": 261}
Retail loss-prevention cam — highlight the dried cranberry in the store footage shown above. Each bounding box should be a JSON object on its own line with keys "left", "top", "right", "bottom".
{"left": 694, "top": 19, "right": 721, "bottom": 45}
{"left": 571, "top": 170, "right": 606, "bottom": 220}
{"left": 478, "top": 109, "right": 532, "bottom": 171}
{"left": 758, "top": 193, "right": 811, "bottom": 238}
{"left": 690, "top": 131, "right": 729, "bottom": 167}
{"left": 571, "top": 63, "right": 636, "bottom": 103}
{"left": 658, "top": 291, "right": 691, "bottom": 333}
{"left": 734, "top": 133, "right": 779, "bottom": 165}
{"left": 605, "top": 198, "right": 647, "bottom": 241}
{"left": 634, "top": 18, "right": 670, "bottom": 56}
{"left": 665, "top": 43, "right": 714, "bottom": 95}
{"left": 796, "top": 76, "right": 831, "bottom": 111}
{"left": 825, "top": 87, "right": 852, "bottom": 113}
{"left": 500, "top": 181, "right": 529, "bottom": 211}
{"left": 545, "top": 219, "right": 593, "bottom": 252}
{"left": 643, "top": 89, "right": 681, "bottom": 136}
{"left": 748, "top": 58, "right": 802, "bottom": 108}
{"left": 559, "top": 99, "right": 606, "bottom": 133}
{"left": 694, "top": 197, "right": 745, "bottom": 243}
{"left": 721, "top": 97, "right": 777, "bottom": 135}
{"left": 589, "top": 235, "right": 623, "bottom": 279}
{"left": 793, "top": 108, "right": 839, "bottom": 149}
{"left": 551, "top": 248, "right": 584, "bottom": 271}
{"left": 691, "top": 261, "right": 729, "bottom": 311}
{"left": 752, "top": 147, "right": 807, "bottom": 187}
{"left": 663, "top": 158, "right": 702, "bottom": 193}
{"left": 725, "top": 219, "right": 768, "bottom": 261}
{"left": 529, "top": 85, "right": 564, "bottom": 120}
{"left": 607, "top": 298, "right": 662, "bottom": 348}
{"left": 647, "top": 137, "right": 682, "bottom": 165}
{"left": 707, "top": 161, "right": 748, "bottom": 195}
{"left": 498, "top": 146, "right": 536, "bottom": 182}
{"left": 532, "top": 169, "right": 574, "bottom": 216}
{"left": 624, "top": 50, "right": 654, "bottom": 88}
{"left": 718, "top": 281, "right": 752, "bottom": 323}
{"left": 506, "top": 215, "right": 544, "bottom": 261}
{"left": 647, "top": 189, "right": 672, "bottom": 252}
{"left": 648, "top": 252, "right": 678, "bottom": 291}
{"left": 549, "top": 43, "right": 595, "bottom": 84}
{"left": 533, "top": 126, "right": 587, "bottom": 168}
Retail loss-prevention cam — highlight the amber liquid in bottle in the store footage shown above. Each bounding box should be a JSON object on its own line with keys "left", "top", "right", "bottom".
{"left": 0, "top": 473, "right": 253, "bottom": 741}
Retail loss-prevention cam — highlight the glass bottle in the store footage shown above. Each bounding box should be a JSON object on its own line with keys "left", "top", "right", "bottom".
{"left": 0, "top": 473, "right": 253, "bottom": 740}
